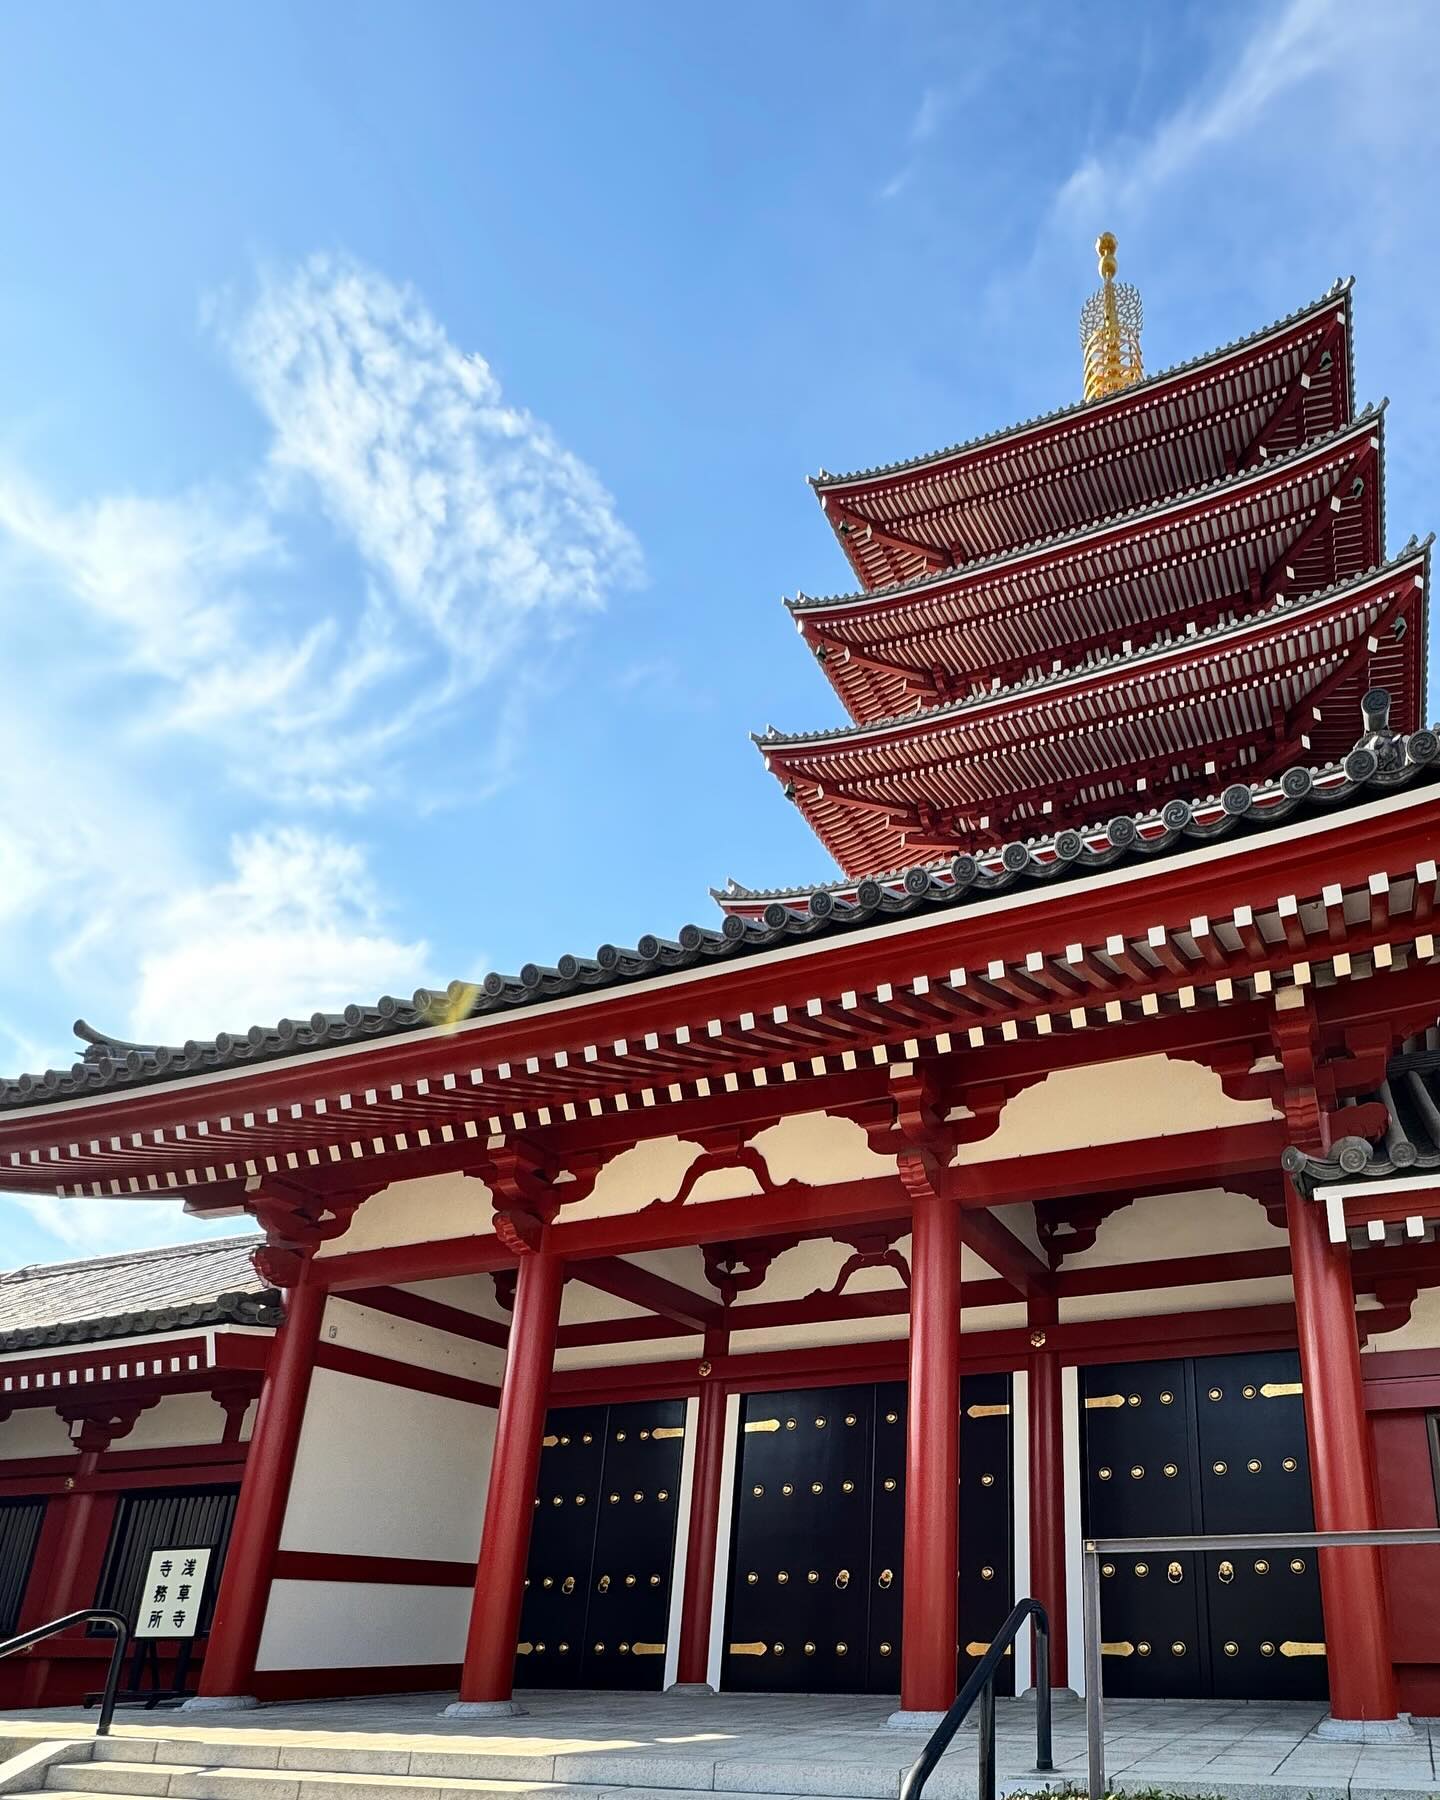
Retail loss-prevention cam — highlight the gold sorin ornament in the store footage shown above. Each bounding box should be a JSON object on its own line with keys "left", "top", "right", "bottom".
{"left": 1080, "top": 232, "right": 1144, "bottom": 402}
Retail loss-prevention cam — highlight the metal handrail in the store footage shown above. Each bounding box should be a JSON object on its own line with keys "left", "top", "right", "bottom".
{"left": 900, "top": 1599, "right": 1053, "bottom": 1800}
{"left": 1082, "top": 1527, "right": 1440, "bottom": 1800}
{"left": 0, "top": 1610, "right": 130, "bottom": 1735}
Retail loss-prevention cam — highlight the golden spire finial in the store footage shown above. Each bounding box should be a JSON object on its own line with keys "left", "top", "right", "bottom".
{"left": 1081, "top": 231, "right": 1143, "bottom": 402}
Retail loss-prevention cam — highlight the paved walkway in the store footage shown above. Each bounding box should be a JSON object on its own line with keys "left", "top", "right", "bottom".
{"left": 3, "top": 1688, "right": 1439, "bottom": 1798}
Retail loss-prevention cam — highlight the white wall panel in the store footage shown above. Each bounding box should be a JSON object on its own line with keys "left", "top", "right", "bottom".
{"left": 123, "top": 1391, "right": 228, "bottom": 1451}
{"left": 0, "top": 1407, "right": 75, "bottom": 1460}
{"left": 1362, "top": 1283, "right": 1440, "bottom": 1353}
{"left": 279, "top": 1366, "right": 494, "bottom": 1563}
{"left": 316, "top": 1171, "right": 494, "bottom": 1257}
{"left": 256, "top": 1579, "right": 471, "bottom": 1671}
{"left": 325, "top": 1297, "right": 505, "bottom": 1386}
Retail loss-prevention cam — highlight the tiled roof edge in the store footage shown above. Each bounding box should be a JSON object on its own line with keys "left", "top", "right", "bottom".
{"left": 810, "top": 280, "right": 1354, "bottom": 493}
{"left": 0, "top": 1288, "right": 283, "bottom": 1355}
{"left": 7, "top": 704, "right": 1437, "bottom": 1117}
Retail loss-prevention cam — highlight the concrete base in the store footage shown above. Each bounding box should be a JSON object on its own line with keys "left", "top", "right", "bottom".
{"left": 442, "top": 1699, "right": 527, "bottom": 1719}
{"left": 178, "top": 1695, "right": 258, "bottom": 1712}
{"left": 664, "top": 1681, "right": 718, "bottom": 1695}
{"left": 883, "top": 1708, "right": 953, "bottom": 1730}
{"left": 1020, "top": 1685, "right": 1080, "bottom": 1703}
{"left": 1315, "top": 1710, "right": 1416, "bottom": 1741}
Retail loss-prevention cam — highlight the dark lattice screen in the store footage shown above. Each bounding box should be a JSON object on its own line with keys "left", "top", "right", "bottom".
{"left": 93, "top": 1486, "right": 239, "bottom": 1634}
{"left": 0, "top": 1497, "right": 45, "bottom": 1636}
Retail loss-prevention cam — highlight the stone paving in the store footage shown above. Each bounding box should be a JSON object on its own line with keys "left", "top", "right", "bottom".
{"left": 2, "top": 1689, "right": 1438, "bottom": 1799}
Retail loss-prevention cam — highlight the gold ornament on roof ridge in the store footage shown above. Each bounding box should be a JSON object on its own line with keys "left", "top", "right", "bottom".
{"left": 1080, "top": 231, "right": 1144, "bottom": 402}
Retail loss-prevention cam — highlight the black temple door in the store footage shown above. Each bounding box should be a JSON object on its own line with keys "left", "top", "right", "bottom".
{"left": 519, "top": 1399, "right": 687, "bottom": 1691}
{"left": 724, "top": 1386, "right": 877, "bottom": 1692}
{"left": 1193, "top": 1351, "right": 1327, "bottom": 1700}
{"left": 959, "top": 1372, "right": 1015, "bottom": 1695}
{"left": 518, "top": 1404, "right": 606, "bottom": 1687}
{"left": 1082, "top": 1360, "right": 1208, "bottom": 1697}
{"left": 868, "top": 1382, "right": 906, "bottom": 1692}
{"left": 581, "top": 1399, "right": 686, "bottom": 1688}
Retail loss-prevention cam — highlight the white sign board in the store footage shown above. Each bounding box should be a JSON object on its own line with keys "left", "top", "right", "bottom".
{"left": 134, "top": 1546, "right": 213, "bottom": 1640}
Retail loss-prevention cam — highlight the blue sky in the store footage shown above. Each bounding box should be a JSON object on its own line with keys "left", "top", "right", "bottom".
{"left": 2, "top": 0, "right": 1437, "bottom": 1265}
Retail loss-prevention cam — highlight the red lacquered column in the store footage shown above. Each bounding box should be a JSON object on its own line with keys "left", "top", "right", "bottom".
{"left": 1286, "top": 1177, "right": 1401, "bottom": 1728}
{"left": 192, "top": 1260, "right": 325, "bottom": 1705}
{"left": 449, "top": 1248, "right": 564, "bottom": 1714}
{"left": 1027, "top": 1298, "right": 1068, "bottom": 1688}
{"left": 898, "top": 1189, "right": 962, "bottom": 1719}
{"left": 673, "top": 1327, "right": 730, "bottom": 1689}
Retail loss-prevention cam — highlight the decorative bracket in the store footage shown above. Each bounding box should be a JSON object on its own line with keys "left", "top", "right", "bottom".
{"left": 247, "top": 1177, "right": 372, "bottom": 1289}
{"left": 822, "top": 1223, "right": 911, "bottom": 1297}
{"left": 58, "top": 1397, "right": 155, "bottom": 1454}
{"left": 703, "top": 1236, "right": 798, "bottom": 1306}
{"left": 473, "top": 1141, "right": 598, "bottom": 1254}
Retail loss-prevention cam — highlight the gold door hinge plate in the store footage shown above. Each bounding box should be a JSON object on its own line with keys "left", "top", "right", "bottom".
{"left": 1101, "top": 1642, "right": 1135, "bottom": 1657}
{"left": 1280, "top": 1640, "right": 1326, "bottom": 1657}
{"left": 1261, "top": 1382, "right": 1303, "bottom": 1398}
{"left": 515, "top": 1642, "right": 534, "bottom": 1656}
{"left": 744, "top": 1419, "right": 780, "bottom": 1434}
{"left": 541, "top": 1435, "right": 560, "bottom": 1448}
{"left": 631, "top": 1642, "right": 666, "bottom": 1656}
{"left": 729, "top": 1641, "right": 768, "bottom": 1656}
{"left": 652, "top": 1427, "right": 685, "bottom": 1440}
{"left": 965, "top": 1642, "right": 1013, "bottom": 1656}
{"left": 1085, "top": 1394, "right": 1126, "bottom": 1410}
{"left": 966, "top": 1404, "right": 1011, "bottom": 1418}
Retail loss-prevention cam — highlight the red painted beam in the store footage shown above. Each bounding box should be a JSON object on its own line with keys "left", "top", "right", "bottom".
{"left": 948, "top": 1202, "right": 1051, "bottom": 1295}
{"left": 567, "top": 1255, "right": 721, "bottom": 1331}
{"left": 342, "top": 1285, "right": 508, "bottom": 1350}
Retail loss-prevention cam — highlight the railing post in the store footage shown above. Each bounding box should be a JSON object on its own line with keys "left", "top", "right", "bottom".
{"left": 977, "top": 1681, "right": 996, "bottom": 1800}
{"left": 1035, "top": 1610, "right": 1053, "bottom": 1773}
{"left": 1083, "top": 1541, "right": 1105, "bottom": 1800}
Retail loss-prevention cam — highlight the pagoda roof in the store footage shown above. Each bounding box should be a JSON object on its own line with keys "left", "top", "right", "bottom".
{"left": 758, "top": 548, "right": 1428, "bottom": 876}
{"left": 813, "top": 282, "right": 1355, "bottom": 590}
{"left": 2, "top": 706, "right": 1435, "bottom": 1127}
{"left": 791, "top": 409, "right": 1385, "bottom": 724}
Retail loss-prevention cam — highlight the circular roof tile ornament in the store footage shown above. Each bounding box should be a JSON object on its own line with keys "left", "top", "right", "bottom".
{"left": 520, "top": 963, "right": 544, "bottom": 991}
{"left": 722, "top": 913, "right": 748, "bottom": 941}
{"left": 557, "top": 952, "right": 582, "bottom": 978}
{"left": 1344, "top": 745, "right": 1378, "bottom": 784}
{"left": 762, "top": 902, "right": 792, "bottom": 929}
{"left": 1000, "top": 842, "right": 1030, "bottom": 873}
{"left": 1334, "top": 1135, "right": 1373, "bottom": 1176}
{"left": 1279, "top": 1145, "right": 1308, "bottom": 1176}
{"left": 1393, "top": 1137, "right": 1420, "bottom": 1168}
{"left": 185, "top": 1038, "right": 205, "bottom": 1060}
{"left": 637, "top": 934, "right": 661, "bottom": 960}
{"left": 809, "top": 890, "right": 835, "bottom": 919}
{"left": 1280, "top": 767, "right": 1313, "bottom": 801}
{"left": 1221, "top": 784, "right": 1253, "bottom": 816}
{"left": 1161, "top": 799, "right": 1191, "bottom": 831}
{"left": 1407, "top": 728, "right": 1439, "bottom": 766}
{"left": 950, "top": 854, "right": 979, "bottom": 889}
{"left": 1362, "top": 687, "right": 1392, "bottom": 732}
{"left": 596, "top": 944, "right": 622, "bottom": 970}
{"left": 1054, "top": 828, "right": 1084, "bottom": 862}
{"left": 903, "top": 866, "right": 932, "bottom": 896}
{"left": 677, "top": 924, "right": 704, "bottom": 951}
{"left": 1107, "top": 815, "right": 1138, "bottom": 849}
{"left": 856, "top": 879, "right": 884, "bottom": 910}
{"left": 482, "top": 971, "right": 508, "bottom": 997}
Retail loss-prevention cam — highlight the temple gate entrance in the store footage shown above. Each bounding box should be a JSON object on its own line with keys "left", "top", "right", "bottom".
{"left": 517, "top": 1398, "right": 687, "bottom": 1690}
{"left": 1082, "top": 1348, "right": 1326, "bottom": 1700}
{"left": 722, "top": 1375, "right": 1013, "bottom": 1694}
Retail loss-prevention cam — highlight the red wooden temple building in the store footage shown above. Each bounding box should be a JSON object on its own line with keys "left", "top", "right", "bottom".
{"left": 1, "top": 239, "right": 1438, "bottom": 1736}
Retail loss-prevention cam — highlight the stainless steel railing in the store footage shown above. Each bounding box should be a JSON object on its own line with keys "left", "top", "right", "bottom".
{"left": 1081, "top": 1527, "right": 1440, "bottom": 1800}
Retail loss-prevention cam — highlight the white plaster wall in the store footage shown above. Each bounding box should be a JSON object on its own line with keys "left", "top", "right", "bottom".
{"left": 316, "top": 1170, "right": 495, "bottom": 1257}
{"left": 257, "top": 1579, "right": 472, "bottom": 1670}
{"left": 0, "top": 1407, "right": 76, "bottom": 1460}
{"left": 1362, "top": 1284, "right": 1440, "bottom": 1353}
{"left": 1060, "top": 1276, "right": 1294, "bottom": 1324}
{"left": 123, "top": 1391, "right": 229, "bottom": 1452}
{"left": 325, "top": 1297, "right": 505, "bottom": 1387}
{"left": 560, "top": 1282, "right": 650, "bottom": 1325}
{"left": 727, "top": 1314, "right": 908, "bottom": 1356}
{"left": 277, "top": 1365, "right": 495, "bottom": 1568}
{"left": 404, "top": 1273, "right": 510, "bottom": 1323}
{"left": 553, "top": 1334, "right": 705, "bottom": 1371}
{"left": 1062, "top": 1189, "right": 1287, "bottom": 1270}
{"left": 953, "top": 1055, "right": 1281, "bottom": 1165}
{"left": 748, "top": 1112, "right": 896, "bottom": 1184}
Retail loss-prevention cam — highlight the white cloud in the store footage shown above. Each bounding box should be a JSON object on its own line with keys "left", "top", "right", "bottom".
{"left": 131, "top": 825, "right": 431, "bottom": 1045}
{"left": 1, "top": 1193, "right": 241, "bottom": 1257}
{"left": 218, "top": 254, "right": 643, "bottom": 682}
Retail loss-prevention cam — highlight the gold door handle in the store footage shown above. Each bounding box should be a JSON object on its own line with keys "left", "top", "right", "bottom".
{"left": 744, "top": 1419, "right": 780, "bottom": 1434}
{"left": 729, "top": 1641, "right": 767, "bottom": 1656}
{"left": 965, "top": 1403, "right": 1011, "bottom": 1418}
{"left": 597, "top": 1574, "right": 611, "bottom": 1592}
{"left": 1167, "top": 1562, "right": 1184, "bottom": 1584}
{"left": 515, "top": 1642, "right": 534, "bottom": 1656}
{"left": 652, "top": 1427, "right": 685, "bottom": 1440}
{"left": 1261, "top": 1382, "right": 1303, "bottom": 1398}
{"left": 1280, "top": 1641, "right": 1327, "bottom": 1657}
{"left": 631, "top": 1642, "right": 665, "bottom": 1656}
{"left": 1101, "top": 1641, "right": 1135, "bottom": 1657}
{"left": 877, "top": 1568, "right": 893, "bottom": 1589}
{"left": 835, "top": 1569, "right": 850, "bottom": 1589}
{"left": 1217, "top": 1561, "right": 1234, "bottom": 1584}
{"left": 1085, "top": 1394, "right": 1125, "bottom": 1410}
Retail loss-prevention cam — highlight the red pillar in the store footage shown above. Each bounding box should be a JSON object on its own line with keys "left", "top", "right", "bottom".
{"left": 449, "top": 1248, "right": 564, "bottom": 1714}
{"left": 192, "top": 1260, "right": 326, "bottom": 1704}
{"left": 673, "top": 1327, "right": 730, "bottom": 1689}
{"left": 1027, "top": 1298, "right": 1068, "bottom": 1689}
{"left": 898, "top": 1189, "right": 962, "bottom": 1718}
{"left": 1286, "top": 1177, "right": 1401, "bottom": 1726}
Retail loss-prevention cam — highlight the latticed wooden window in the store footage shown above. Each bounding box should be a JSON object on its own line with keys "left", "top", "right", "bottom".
{"left": 0, "top": 1497, "right": 46, "bottom": 1636}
